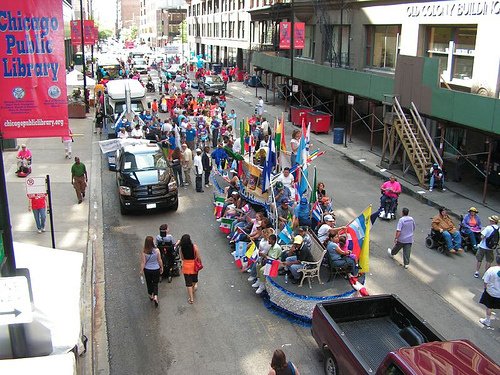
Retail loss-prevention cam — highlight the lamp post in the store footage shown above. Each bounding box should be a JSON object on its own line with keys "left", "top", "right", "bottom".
{"left": 287, "top": 0, "right": 295, "bottom": 121}
{"left": 79, "top": 0, "right": 89, "bottom": 112}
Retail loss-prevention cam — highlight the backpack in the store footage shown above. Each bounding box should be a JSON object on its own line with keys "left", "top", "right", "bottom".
{"left": 485, "top": 225, "right": 499, "bottom": 249}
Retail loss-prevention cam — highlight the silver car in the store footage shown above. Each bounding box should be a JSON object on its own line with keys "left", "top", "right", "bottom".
{"left": 199, "top": 75, "right": 225, "bottom": 95}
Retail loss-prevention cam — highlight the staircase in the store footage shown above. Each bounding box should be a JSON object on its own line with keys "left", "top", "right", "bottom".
{"left": 391, "top": 97, "right": 443, "bottom": 186}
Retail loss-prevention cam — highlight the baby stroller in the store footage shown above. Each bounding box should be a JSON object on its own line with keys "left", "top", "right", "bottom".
{"left": 157, "top": 236, "right": 182, "bottom": 282}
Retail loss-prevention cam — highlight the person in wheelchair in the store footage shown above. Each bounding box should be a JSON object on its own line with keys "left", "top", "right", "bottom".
{"left": 460, "top": 207, "right": 482, "bottom": 252}
{"left": 16, "top": 144, "right": 32, "bottom": 172}
{"left": 429, "top": 163, "right": 445, "bottom": 192}
{"left": 431, "top": 207, "right": 463, "bottom": 253}
{"left": 379, "top": 175, "right": 401, "bottom": 219}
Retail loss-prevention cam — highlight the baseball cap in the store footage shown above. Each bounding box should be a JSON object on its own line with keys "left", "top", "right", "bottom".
{"left": 276, "top": 181, "right": 284, "bottom": 189}
{"left": 293, "top": 235, "right": 303, "bottom": 245}
{"left": 324, "top": 215, "right": 335, "bottom": 222}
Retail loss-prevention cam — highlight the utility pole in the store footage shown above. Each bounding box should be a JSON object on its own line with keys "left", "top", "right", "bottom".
{"left": 80, "top": 0, "right": 89, "bottom": 112}
{"left": 288, "top": 0, "right": 295, "bottom": 121}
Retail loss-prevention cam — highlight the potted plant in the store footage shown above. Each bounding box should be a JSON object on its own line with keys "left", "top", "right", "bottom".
{"left": 67, "top": 88, "right": 86, "bottom": 118}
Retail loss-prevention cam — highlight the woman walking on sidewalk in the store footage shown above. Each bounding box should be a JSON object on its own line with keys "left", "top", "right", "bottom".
{"left": 178, "top": 234, "right": 202, "bottom": 304}
{"left": 140, "top": 236, "right": 163, "bottom": 307}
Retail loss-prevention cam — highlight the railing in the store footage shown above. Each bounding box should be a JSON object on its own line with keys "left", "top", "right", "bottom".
{"left": 409, "top": 102, "right": 443, "bottom": 167}
{"left": 393, "top": 97, "right": 428, "bottom": 179}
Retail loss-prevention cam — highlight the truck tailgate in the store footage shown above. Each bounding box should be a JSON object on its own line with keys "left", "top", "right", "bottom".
{"left": 338, "top": 316, "right": 408, "bottom": 371}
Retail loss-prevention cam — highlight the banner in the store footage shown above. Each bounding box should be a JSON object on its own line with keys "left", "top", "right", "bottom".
{"left": 279, "top": 22, "right": 305, "bottom": 49}
{"left": 279, "top": 22, "right": 291, "bottom": 49}
{"left": 70, "top": 20, "right": 96, "bottom": 46}
{"left": 294, "top": 22, "right": 305, "bottom": 50}
{"left": 0, "top": 0, "right": 69, "bottom": 139}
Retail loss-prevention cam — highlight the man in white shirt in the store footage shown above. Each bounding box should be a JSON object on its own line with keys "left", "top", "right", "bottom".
{"left": 130, "top": 124, "right": 143, "bottom": 139}
{"left": 318, "top": 215, "right": 336, "bottom": 244}
{"left": 181, "top": 144, "right": 193, "bottom": 186}
{"left": 117, "top": 127, "right": 129, "bottom": 139}
{"left": 474, "top": 215, "right": 499, "bottom": 278}
{"left": 256, "top": 96, "right": 264, "bottom": 116}
{"left": 193, "top": 148, "right": 204, "bottom": 193}
{"left": 479, "top": 255, "right": 500, "bottom": 327}
{"left": 276, "top": 167, "right": 295, "bottom": 198}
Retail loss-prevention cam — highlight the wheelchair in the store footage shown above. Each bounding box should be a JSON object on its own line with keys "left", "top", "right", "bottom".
{"left": 425, "top": 229, "right": 448, "bottom": 254}
{"left": 458, "top": 215, "right": 480, "bottom": 255}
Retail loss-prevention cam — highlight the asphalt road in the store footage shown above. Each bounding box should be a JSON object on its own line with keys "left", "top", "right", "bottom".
{"left": 102, "top": 87, "right": 499, "bottom": 375}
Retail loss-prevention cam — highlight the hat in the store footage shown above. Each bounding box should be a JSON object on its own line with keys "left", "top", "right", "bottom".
{"left": 196, "top": 148, "right": 202, "bottom": 153}
{"left": 276, "top": 181, "right": 284, "bottom": 189}
{"left": 21, "top": 144, "right": 26, "bottom": 148}
{"left": 280, "top": 197, "right": 288, "bottom": 204}
{"left": 488, "top": 215, "right": 499, "bottom": 223}
{"left": 324, "top": 214, "right": 335, "bottom": 222}
{"left": 300, "top": 197, "right": 308, "bottom": 205}
{"left": 293, "top": 235, "right": 303, "bottom": 245}
{"left": 468, "top": 207, "right": 478, "bottom": 213}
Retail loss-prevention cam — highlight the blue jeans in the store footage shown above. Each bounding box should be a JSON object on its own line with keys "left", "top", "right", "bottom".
{"left": 430, "top": 175, "right": 444, "bottom": 189}
{"left": 33, "top": 208, "right": 46, "bottom": 230}
{"left": 461, "top": 228, "right": 478, "bottom": 247}
{"left": 286, "top": 255, "right": 303, "bottom": 279}
{"left": 380, "top": 195, "right": 397, "bottom": 214}
{"left": 442, "top": 230, "right": 461, "bottom": 251}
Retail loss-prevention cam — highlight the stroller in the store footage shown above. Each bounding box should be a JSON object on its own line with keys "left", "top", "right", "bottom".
{"left": 156, "top": 233, "right": 182, "bottom": 282}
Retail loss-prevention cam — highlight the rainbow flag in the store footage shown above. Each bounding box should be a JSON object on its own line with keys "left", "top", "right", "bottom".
{"left": 345, "top": 206, "right": 372, "bottom": 272}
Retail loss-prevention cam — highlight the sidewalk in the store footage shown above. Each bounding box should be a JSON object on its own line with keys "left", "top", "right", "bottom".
{"left": 2, "top": 112, "right": 106, "bottom": 374}
{"left": 227, "top": 82, "right": 500, "bottom": 219}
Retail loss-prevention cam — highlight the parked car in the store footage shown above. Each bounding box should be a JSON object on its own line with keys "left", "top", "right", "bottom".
{"left": 165, "top": 63, "right": 181, "bottom": 79}
{"left": 132, "top": 57, "right": 149, "bottom": 74}
{"left": 115, "top": 143, "right": 178, "bottom": 214}
{"left": 312, "top": 294, "right": 499, "bottom": 375}
{"left": 199, "top": 75, "right": 225, "bottom": 95}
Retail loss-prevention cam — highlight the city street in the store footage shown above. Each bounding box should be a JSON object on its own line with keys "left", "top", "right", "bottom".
{"left": 100, "top": 82, "right": 499, "bottom": 374}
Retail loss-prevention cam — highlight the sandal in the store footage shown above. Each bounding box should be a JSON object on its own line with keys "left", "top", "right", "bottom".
{"left": 188, "top": 298, "right": 194, "bottom": 304}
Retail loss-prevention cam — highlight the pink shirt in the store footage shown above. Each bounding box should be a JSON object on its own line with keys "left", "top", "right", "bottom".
{"left": 17, "top": 149, "right": 32, "bottom": 159}
{"left": 381, "top": 180, "right": 401, "bottom": 199}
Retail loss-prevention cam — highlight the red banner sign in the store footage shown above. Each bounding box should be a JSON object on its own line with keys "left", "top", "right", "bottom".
{"left": 279, "top": 22, "right": 305, "bottom": 50}
{"left": 0, "top": 0, "right": 69, "bottom": 139}
{"left": 70, "top": 20, "right": 96, "bottom": 46}
{"left": 279, "top": 22, "right": 291, "bottom": 49}
{"left": 294, "top": 22, "right": 305, "bottom": 50}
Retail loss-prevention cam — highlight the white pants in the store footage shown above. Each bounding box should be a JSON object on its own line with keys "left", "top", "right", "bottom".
{"left": 63, "top": 140, "right": 72, "bottom": 156}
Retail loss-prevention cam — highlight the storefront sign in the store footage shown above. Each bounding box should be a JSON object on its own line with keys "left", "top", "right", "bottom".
{"left": 0, "top": 0, "right": 69, "bottom": 139}
{"left": 407, "top": 1, "right": 500, "bottom": 18}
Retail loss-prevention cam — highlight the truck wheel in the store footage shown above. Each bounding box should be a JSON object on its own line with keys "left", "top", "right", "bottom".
{"left": 120, "top": 203, "right": 128, "bottom": 215}
{"left": 170, "top": 198, "right": 178, "bottom": 211}
{"left": 323, "top": 351, "right": 338, "bottom": 375}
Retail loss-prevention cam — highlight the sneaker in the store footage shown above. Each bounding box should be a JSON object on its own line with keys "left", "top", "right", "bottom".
{"left": 449, "top": 249, "right": 457, "bottom": 254}
{"left": 41, "top": 227, "right": 46, "bottom": 232}
{"left": 479, "top": 318, "right": 491, "bottom": 327}
{"left": 37, "top": 229, "right": 42, "bottom": 234}
{"left": 457, "top": 248, "right": 464, "bottom": 253}
{"left": 205, "top": 184, "right": 210, "bottom": 188}
{"left": 429, "top": 187, "right": 433, "bottom": 192}
{"left": 387, "top": 248, "right": 394, "bottom": 259}
{"left": 474, "top": 271, "right": 480, "bottom": 278}
{"left": 404, "top": 265, "right": 409, "bottom": 269}
{"left": 256, "top": 284, "right": 266, "bottom": 294}
{"left": 251, "top": 280, "right": 261, "bottom": 288}
{"left": 442, "top": 188, "right": 447, "bottom": 192}
{"left": 248, "top": 276, "right": 256, "bottom": 282}
{"left": 231, "top": 251, "right": 236, "bottom": 256}
{"left": 216, "top": 218, "right": 222, "bottom": 223}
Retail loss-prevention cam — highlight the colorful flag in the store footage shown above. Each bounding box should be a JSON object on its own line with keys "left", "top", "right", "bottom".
{"left": 248, "top": 248, "right": 259, "bottom": 265}
{"left": 274, "top": 116, "right": 287, "bottom": 154}
{"left": 214, "top": 196, "right": 225, "bottom": 218}
{"left": 296, "top": 121, "right": 310, "bottom": 196}
{"left": 220, "top": 217, "right": 235, "bottom": 234}
{"left": 235, "top": 256, "right": 248, "bottom": 269}
{"left": 278, "top": 223, "right": 293, "bottom": 244}
{"left": 245, "top": 241, "right": 256, "bottom": 258}
{"left": 311, "top": 201, "right": 323, "bottom": 223}
{"left": 346, "top": 206, "right": 372, "bottom": 272}
{"left": 234, "top": 241, "right": 248, "bottom": 258}
{"left": 310, "top": 166, "right": 317, "bottom": 203}
{"left": 240, "top": 120, "right": 245, "bottom": 155}
{"left": 263, "top": 259, "right": 281, "bottom": 277}
{"left": 262, "top": 138, "right": 276, "bottom": 192}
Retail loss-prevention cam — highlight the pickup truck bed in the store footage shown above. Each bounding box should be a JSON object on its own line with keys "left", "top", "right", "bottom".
{"left": 338, "top": 316, "right": 409, "bottom": 371}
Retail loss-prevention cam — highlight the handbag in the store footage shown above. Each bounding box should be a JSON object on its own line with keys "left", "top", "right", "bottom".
{"left": 194, "top": 257, "right": 203, "bottom": 272}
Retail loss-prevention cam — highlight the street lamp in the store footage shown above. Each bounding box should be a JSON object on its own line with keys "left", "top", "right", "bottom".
{"left": 79, "top": 0, "right": 89, "bottom": 112}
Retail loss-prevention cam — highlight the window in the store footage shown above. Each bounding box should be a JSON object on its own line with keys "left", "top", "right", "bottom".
{"left": 366, "top": 25, "right": 401, "bottom": 70}
{"left": 427, "top": 26, "right": 476, "bottom": 82}
{"left": 238, "top": 20, "right": 245, "bottom": 39}
{"left": 324, "top": 25, "right": 350, "bottom": 66}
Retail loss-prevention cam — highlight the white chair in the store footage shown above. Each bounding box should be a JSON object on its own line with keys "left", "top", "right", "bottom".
{"left": 297, "top": 249, "right": 327, "bottom": 288}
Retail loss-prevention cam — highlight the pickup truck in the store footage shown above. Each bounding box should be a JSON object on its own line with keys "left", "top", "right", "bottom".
{"left": 312, "top": 294, "right": 499, "bottom": 375}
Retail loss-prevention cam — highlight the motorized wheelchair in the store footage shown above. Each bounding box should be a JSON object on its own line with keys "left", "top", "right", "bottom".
{"left": 459, "top": 215, "right": 481, "bottom": 255}
{"left": 425, "top": 229, "right": 448, "bottom": 254}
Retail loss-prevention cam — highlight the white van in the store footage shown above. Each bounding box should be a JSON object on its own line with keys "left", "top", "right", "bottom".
{"left": 106, "top": 79, "right": 146, "bottom": 115}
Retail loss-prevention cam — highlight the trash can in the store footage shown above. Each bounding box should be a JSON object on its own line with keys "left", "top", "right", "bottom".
{"left": 307, "top": 111, "right": 331, "bottom": 134}
{"left": 290, "top": 106, "right": 313, "bottom": 127}
{"left": 333, "top": 128, "right": 344, "bottom": 144}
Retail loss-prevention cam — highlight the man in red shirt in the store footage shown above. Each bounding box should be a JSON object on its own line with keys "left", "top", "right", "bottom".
{"left": 29, "top": 194, "right": 47, "bottom": 233}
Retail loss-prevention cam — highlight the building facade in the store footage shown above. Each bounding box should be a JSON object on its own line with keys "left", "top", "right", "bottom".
{"left": 186, "top": 0, "right": 252, "bottom": 67}
{"left": 118, "top": 0, "right": 141, "bottom": 30}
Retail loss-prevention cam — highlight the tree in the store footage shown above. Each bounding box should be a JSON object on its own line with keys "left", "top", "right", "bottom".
{"left": 98, "top": 29, "right": 113, "bottom": 40}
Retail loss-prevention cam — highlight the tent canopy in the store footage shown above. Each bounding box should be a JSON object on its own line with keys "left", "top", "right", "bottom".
{"left": 66, "top": 69, "right": 95, "bottom": 87}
